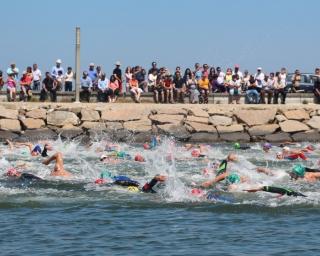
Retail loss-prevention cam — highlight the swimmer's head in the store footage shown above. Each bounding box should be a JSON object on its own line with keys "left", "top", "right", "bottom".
{"left": 233, "top": 142, "right": 240, "bottom": 150}
{"left": 263, "top": 143, "right": 272, "bottom": 152}
{"left": 226, "top": 173, "right": 241, "bottom": 184}
{"left": 134, "top": 154, "right": 145, "bottom": 162}
{"left": 100, "top": 170, "right": 113, "bottom": 179}
{"left": 282, "top": 146, "right": 290, "bottom": 153}
{"left": 143, "top": 143, "right": 150, "bottom": 150}
{"left": 227, "top": 153, "right": 237, "bottom": 162}
{"left": 6, "top": 168, "right": 20, "bottom": 177}
{"left": 276, "top": 152, "right": 283, "bottom": 159}
{"left": 291, "top": 164, "right": 305, "bottom": 179}
{"left": 31, "top": 145, "right": 42, "bottom": 156}
{"left": 44, "top": 143, "right": 53, "bottom": 151}
{"left": 191, "top": 149, "right": 200, "bottom": 157}
{"left": 306, "top": 145, "right": 315, "bottom": 151}
{"left": 100, "top": 154, "right": 108, "bottom": 161}
{"left": 116, "top": 151, "right": 126, "bottom": 158}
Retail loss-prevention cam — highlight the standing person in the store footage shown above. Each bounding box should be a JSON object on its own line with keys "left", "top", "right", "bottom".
{"left": 0, "top": 71, "right": 4, "bottom": 90}
{"left": 273, "top": 72, "right": 287, "bottom": 104}
{"left": 6, "top": 73, "right": 17, "bottom": 101}
{"left": 208, "top": 67, "right": 217, "bottom": 92}
{"left": 198, "top": 73, "right": 210, "bottom": 104}
{"left": 291, "top": 69, "right": 301, "bottom": 92}
{"left": 216, "top": 67, "right": 226, "bottom": 92}
{"left": 7, "top": 63, "right": 19, "bottom": 80}
{"left": 254, "top": 67, "right": 265, "bottom": 101}
{"left": 186, "top": 73, "right": 199, "bottom": 103}
{"left": 108, "top": 75, "right": 120, "bottom": 103}
{"left": 194, "top": 63, "right": 203, "bottom": 80}
{"left": 228, "top": 74, "right": 241, "bottom": 104}
{"left": 64, "top": 67, "right": 74, "bottom": 92}
{"left": 279, "top": 67, "right": 287, "bottom": 88}
{"left": 113, "top": 61, "right": 122, "bottom": 94}
{"left": 97, "top": 73, "right": 109, "bottom": 102}
{"left": 55, "top": 70, "right": 64, "bottom": 91}
{"left": 80, "top": 71, "right": 92, "bottom": 102}
{"left": 129, "top": 74, "right": 143, "bottom": 103}
{"left": 265, "top": 73, "right": 275, "bottom": 104}
{"left": 224, "top": 68, "right": 233, "bottom": 94}
{"left": 40, "top": 72, "right": 56, "bottom": 102}
{"left": 19, "top": 68, "right": 33, "bottom": 102}
{"left": 88, "top": 63, "right": 98, "bottom": 90}
{"left": 173, "top": 70, "right": 186, "bottom": 103}
{"left": 313, "top": 68, "right": 320, "bottom": 104}
{"left": 51, "top": 59, "right": 64, "bottom": 79}
{"left": 148, "top": 62, "right": 159, "bottom": 75}
{"left": 125, "top": 66, "right": 133, "bottom": 94}
{"left": 32, "top": 63, "right": 42, "bottom": 91}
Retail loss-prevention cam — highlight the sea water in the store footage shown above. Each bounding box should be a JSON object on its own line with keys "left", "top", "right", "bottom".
{"left": 0, "top": 138, "right": 320, "bottom": 256}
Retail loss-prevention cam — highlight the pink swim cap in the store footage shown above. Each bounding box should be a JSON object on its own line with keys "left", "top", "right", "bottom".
{"left": 143, "top": 143, "right": 150, "bottom": 150}
{"left": 191, "top": 188, "right": 204, "bottom": 196}
{"left": 191, "top": 149, "right": 200, "bottom": 157}
{"left": 6, "top": 168, "right": 18, "bottom": 177}
{"left": 135, "top": 154, "right": 145, "bottom": 162}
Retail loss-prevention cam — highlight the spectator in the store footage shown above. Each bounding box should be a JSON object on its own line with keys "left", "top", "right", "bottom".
{"left": 198, "top": 73, "right": 210, "bottom": 104}
{"left": 254, "top": 67, "right": 265, "bottom": 98}
{"left": 148, "top": 62, "right": 158, "bottom": 75}
{"left": 153, "top": 73, "right": 163, "bottom": 103}
{"left": 273, "top": 71, "right": 286, "bottom": 104}
{"left": 51, "top": 59, "right": 64, "bottom": 79}
{"left": 0, "top": 71, "right": 4, "bottom": 90}
{"left": 6, "top": 73, "right": 17, "bottom": 102}
{"left": 313, "top": 68, "right": 320, "bottom": 104}
{"left": 186, "top": 73, "right": 199, "bottom": 104}
{"left": 224, "top": 68, "right": 233, "bottom": 93}
{"left": 241, "top": 70, "right": 250, "bottom": 91}
{"left": 135, "top": 66, "right": 147, "bottom": 92}
{"left": 40, "top": 72, "right": 56, "bottom": 102}
{"left": 163, "top": 75, "right": 174, "bottom": 103}
{"left": 7, "top": 63, "right": 19, "bottom": 80}
{"left": 32, "top": 63, "right": 42, "bottom": 91}
{"left": 125, "top": 66, "right": 132, "bottom": 94}
{"left": 233, "top": 64, "right": 243, "bottom": 80}
{"left": 228, "top": 74, "right": 241, "bottom": 104}
{"left": 80, "top": 71, "right": 92, "bottom": 102}
{"left": 88, "top": 63, "right": 98, "bottom": 89}
{"left": 194, "top": 63, "right": 202, "bottom": 80}
{"left": 291, "top": 69, "right": 301, "bottom": 92}
{"left": 183, "top": 68, "right": 193, "bottom": 81}
{"left": 64, "top": 67, "right": 73, "bottom": 92}
{"left": 148, "top": 69, "right": 157, "bottom": 92}
{"left": 19, "top": 68, "right": 33, "bottom": 102}
{"left": 245, "top": 76, "right": 259, "bottom": 104}
{"left": 97, "top": 73, "right": 109, "bottom": 102}
{"left": 208, "top": 67, "right": 217, "bottom": 92}
{"left": 202, "top": 64, "right": 209, "bottom": 77}
{"left": 173, "top": 70, "right": 186, "bottom": 103}
{"left": 129, "top": 74, "right": 143, "bottom": 103}
{"left": 113, "top": 61, "right": 122, "bottom": 94}
{"left": 265, "top": 73, "right": 275, "bottom": 104}
{"left": 108, "top": 75, "right": 120, "bottom": 103}
{"left": 55, "top": 70, "right": 64, "bottom": 91}
{"left": 216, "top": 67, "right": 226, "bottom": 92}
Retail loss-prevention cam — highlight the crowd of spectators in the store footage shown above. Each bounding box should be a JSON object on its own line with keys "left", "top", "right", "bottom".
{"left": 1, "top": 60, "right": 320, "bottom": 104}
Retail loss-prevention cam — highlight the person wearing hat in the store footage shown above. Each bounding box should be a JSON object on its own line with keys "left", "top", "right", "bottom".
{"left": 80, "top": 71, "right": 92, "bottom": 102}
{"left": 88, "top": 63, "right": 98, "bottom": 88}
{"left": 254, "top": 67, "right": 265, "bottom": 98}
{"left": 289, "top": 164, "right": 320, "bottom": 182}
{"left": 51, "top": 59, "right": 64, "bottom": 79}
{"left": 233, "top": 64, "right": 243, "bottom": 80}
{"left": 6, "top": 62, "right": 19, "bottom": 80}
{"left": 113, "top": 61, "right": 123, "bottom": 94}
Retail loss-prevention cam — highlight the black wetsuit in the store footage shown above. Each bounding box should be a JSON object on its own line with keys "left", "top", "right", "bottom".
{"left": 41, "top": 147, "right": 48, "bottom": 157}
{"left": 305, "top": 167, "right": 320, "bottom": 173}
{"left": 142, "top": 178, "right": 159, "bottom": 193}
{"left": 216, "top": 159, "right": 228, "bottom": 175}
{"left": 262, "top": 186, "right": 306, "bottom": 197}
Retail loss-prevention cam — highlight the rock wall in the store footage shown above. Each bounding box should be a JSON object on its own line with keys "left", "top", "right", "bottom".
{"left": 0, "top": 103, "right": 319, "bottom": 143}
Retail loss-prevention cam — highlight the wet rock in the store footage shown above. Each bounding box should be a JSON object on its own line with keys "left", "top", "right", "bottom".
{"left": 59, "top": 124, "right": 83, "bottom": 139}
{"left": 123, "top": 119, "right": 151, "bottom": 132}
{"left": 283, "top": 109, "right": 310, "bottom": 120}
{"left": 105, "top": 122, "right": 123, "bottom": 130}
{"left": 26, "top": 108, "right": 47, "bottom": 119}
{"left": 21, "top": 118, "right": 46, "bottom": 130}
{"left": 22, "top": 128, "right": 58, "bottom": 141}
{"left": 219, "top": 132, "right": 250, "bottom": 142}
{"left": 292, "top": 130, "right": 320, "bottom": 142}
{"left": 248, "top": 124, "right": 279, "bottom": 136}
{"left": 209, "top": 115, "right": 233, "bottom": 126}
{"left": 235, "top": 109, "right": 276, "bottom": 126}
{"left": 157, "top": 124, "right": 190, "bottom": 141}
{"left": 189, "top": 132, "right": 219, "bottom": 143}
{"left": 47, "top": 111, "right": 80, "bottom": 127}
{"left": 0, "top": 131, "right": 19, "bottom": 141}
{"left": 0, "top": 119, "right": 21, "bottom": 132}
{"left": 279, "top": 120, "right": 310, "bottom": 133}
{"left": 81, "top": 121, "right": 106, "bottom": 130}
{"left": 265, "top": 132, "right": 291, "bottom": 142}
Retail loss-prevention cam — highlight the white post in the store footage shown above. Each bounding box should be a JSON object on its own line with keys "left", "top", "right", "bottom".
{"left": 75, "top": 27, "right": 80, "bottom": 103}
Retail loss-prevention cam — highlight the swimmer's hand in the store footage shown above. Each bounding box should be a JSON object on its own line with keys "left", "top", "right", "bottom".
{"left": 201, "top": 181, "right": 213, "bottom": 188}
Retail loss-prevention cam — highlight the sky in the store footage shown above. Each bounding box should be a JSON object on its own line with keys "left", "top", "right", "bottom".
{"left": 1, "top": 0, "right": 319, "bottom": 75}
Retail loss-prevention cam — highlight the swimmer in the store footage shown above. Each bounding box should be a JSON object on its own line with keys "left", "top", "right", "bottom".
{"left": 244, "top": 186, "right": 306, "bottom": 197}
{"left": 215, "top": 153, "right": 238, "bottom": 176}
{"left": 262, "top": 143, "right": 272, "bottom": 153}
{"left": 191, "top": 145, "right": 208, "bottom": 158}
{"left": 233, "top": 142, "right": 250, "bottom": 150}
{"left": 143, "top": 136, "right": 160, "bottom": 150}
{"left": 276, "top": 149, "right": 307, "bottom": 161}
{"left": 5, "top": 167, "right": 43, "bottom": 181}
{"left": 42, "top": 152, "right": 72, "bottom": 177}
{"left": 289, "top": 164, "right": 320, "bottom": 182}
{"left": 5, "top": 139, "right": 52, "bottom": 157}
{"left": 100, "top": 151, "right": 132, "bottom": 163}
{"left": 134, "top": 154, "right": 145, "bottom": 162}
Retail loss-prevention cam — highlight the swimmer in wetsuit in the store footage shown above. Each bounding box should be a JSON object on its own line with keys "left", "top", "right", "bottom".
{"left": 42, "top": 152, "right": 72, "bottom": 177}
{"left": 244, "top": 186, "right": 306, "bottom": 197}
{"left": 289, "top": 164, "right": 320, "bottom": 182}
{"left": 5, "top": 167, "right": 43, "bottom": 181}
{"left": 5, "top": 140, "right": 52, "bottom": 157}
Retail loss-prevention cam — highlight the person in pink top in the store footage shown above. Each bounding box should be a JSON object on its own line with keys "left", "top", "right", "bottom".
{"left": 108, "top": 75, "right": 120, "bottom": 102}
{"left": 6, "top": 73, "right": 17, "bottom": 101}
{"left": 20, "top": 67, "right": 33, "bottom": 101}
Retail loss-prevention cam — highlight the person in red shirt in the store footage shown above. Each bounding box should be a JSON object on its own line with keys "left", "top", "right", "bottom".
{"left": 129, "top": 74, "right": 143, "bottom": 103}
{"left": 108, "top": 75, "right": 120, "bottom": 103}
{"left": 163, "top": 74, "right": 174, "bottom": 103}
{"left": 20, "top": 67, "right": 33, "bottom": 101}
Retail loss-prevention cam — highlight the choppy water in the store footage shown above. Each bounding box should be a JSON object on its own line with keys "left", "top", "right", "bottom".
{"left": 1, "top": 138, "right": 320, "bottom": 256}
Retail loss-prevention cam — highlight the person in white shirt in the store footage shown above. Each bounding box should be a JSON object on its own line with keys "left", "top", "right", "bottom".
{"left": 32, "top": 63, "right": 42, "bottom": 91}
{"left": 265, "top": 73, "right": 275, "bottom": 104}
{"left": 97, "top": 73, "right": 110, "bottom": 102}
{"left": 228, "top": 74, "right": 241, "bottom": 104}
{"left": 233, "top": 64, "right": 243, "bottom": 80}
{"left": 254, "top": 67, "right": 265, "bottom": 91}
{"left": 51, "top": 59, "right": 64, "bottom": 79}
{"left": 64, "top": 67, "right": 74, "bottom": 91}
{"left": 216, "top": 67, "right": 226, "bottom": 92}
{"left": 148, "top": 69, "right": 157, "bottom": 90}
{"left": 279, "top": 67, "right": 287, "bottom": 87}
{"left": 273, "top": 71, "right": 287, "bottom": 104}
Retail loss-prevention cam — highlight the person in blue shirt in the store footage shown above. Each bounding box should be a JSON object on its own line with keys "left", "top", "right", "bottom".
{"left": 97, "top": 73, "right": 110, "bottom": 102}
{"left": 88, "top": 63, "right": 98, "bottom": 88}
{"left": 80, "top": 71, "right": 92, "bottom": 102}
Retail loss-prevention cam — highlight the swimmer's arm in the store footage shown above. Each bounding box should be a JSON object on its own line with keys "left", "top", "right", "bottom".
{"left": 5, "top": 139, "right": 14, "bottom": 150}
{"left": 243, "top": 187, "right": 263, "bottom": 193}
{"left": 256, "top": 167, "right": 273, "bottom": 176}
{"left": 201, "top": 173, "right": 228, "bottom": 188}
{"left": 154, "top": 175, "right": 167, "bottom": 182}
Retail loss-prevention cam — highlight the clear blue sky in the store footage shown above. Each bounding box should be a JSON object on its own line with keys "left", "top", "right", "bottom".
{"left": 1, "top": 0, "right": 319, "bottom": 75}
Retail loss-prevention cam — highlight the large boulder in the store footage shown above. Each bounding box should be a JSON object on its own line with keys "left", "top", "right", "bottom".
{"left": 150, "top": 114, "right": 184, "bottom": 125}
{"left": 235, "top": 109, "right": 276, "bottom": 126}
{"left": 292, "top": 130, "right": 320, "bottom": 142}
{"left": 21, "top": 118, "right": 46, "bottom": 130}
{"left": 152, "top": 107, "right": 187, "bottom": 116}
{"left": 189, "top": 132, "right": 219, "bottom": 143}
{"left": 0, "top": 108, "right": 19, "bottom": 119}
{"left": 207, "top": 108, "right": 233, "bottom": 117}
{"left": 59, "top": 124, "right": 83, "bottom": 139}
{"left": 123, "top": 119, "right": 152, "bottom": 132}
{"left": 47, "top": 111, "right": 80, "bottom": 127}
{"left": 22, "top": 128, "right": 58, "bottom": 141}
{"left": 186, "top": 108, "right": 209, "bottom": 117}
{"left": 307, "top": 116, "right": 320, "bottom": 130}
{"left": 81, "top": 121, "right": 106, "bottom": 130}
{"left": 220, "top": 132, "right": 251, "bottom": 142}
{"left": 186, "top": 116, "right": 209, "bottom": 124}
{"left": 81, "top": 109, "right": 100, "bottom": 121}
{"left": 265, "top": 132, "right": 291, "bottom": 142}
{"left": 279, "top": 120, "right": 310, "bottom": 133}
{"left": 248, "top": 124, "right": 279, "bottom": 136}
{"left": 283, "top": 109, "right": 310, "bottom": 120}
{"left": 216, "top": 124, "right": 243, "bottom": 134}
{"left": 275, "top": 114, "right": 287, "bottom": 122}
{"left": 209, "top": 115, "right": 233, "bottom": 126}
{"left": 26, "top": 108, "right": 47, "bottom": 119}
{"left": 185, "top": 122, "right": 217, "bottom": 133}
{"left": 0, "top": 119, "right": 21, "bottom": 132}
{"left": 101, "top": 109, "right": 142, "bottom": 122}
{"left": 157, "top": 124, "right": 190, "bottom": 140}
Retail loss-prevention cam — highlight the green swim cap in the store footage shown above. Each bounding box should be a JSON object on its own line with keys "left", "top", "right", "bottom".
{"left": 234, "top": 143, "right": 240, "bottom": 149}
{"left": 227, "top": 173, "right": 241, "bottom": 184}
{"left": 117, "top": 151, "right": 125, "bottom": 158}
{"left": 292, "top": 164, "right": 306, "bottom": 177}
{"left": 100, "top": 170, "right": 113, "bottom": 179}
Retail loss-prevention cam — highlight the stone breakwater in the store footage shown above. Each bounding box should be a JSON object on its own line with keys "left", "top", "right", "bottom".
{"left": 0, "top": 103, "right": 319, "bottom": 143}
